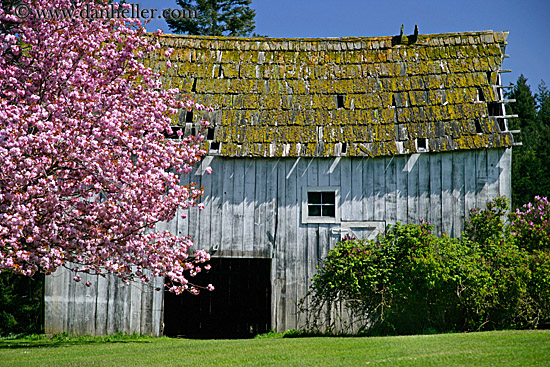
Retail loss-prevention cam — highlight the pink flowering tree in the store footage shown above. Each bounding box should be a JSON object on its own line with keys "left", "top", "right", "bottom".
{"left": 0, "top": 0, "right": 213, "bottom": 294}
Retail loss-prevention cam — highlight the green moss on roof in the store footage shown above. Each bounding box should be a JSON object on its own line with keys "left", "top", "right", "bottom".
{"left": 155, "top": 30, "right": 513, "bottom": 157}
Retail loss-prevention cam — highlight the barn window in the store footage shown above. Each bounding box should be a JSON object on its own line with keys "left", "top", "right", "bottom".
{"left": 301, "top": 187, "right": 340, "bottom": 224}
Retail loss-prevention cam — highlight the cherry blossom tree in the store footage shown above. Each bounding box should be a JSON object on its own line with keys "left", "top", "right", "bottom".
{"left": 0, "top": 0, "right": 213, "bottom": 294}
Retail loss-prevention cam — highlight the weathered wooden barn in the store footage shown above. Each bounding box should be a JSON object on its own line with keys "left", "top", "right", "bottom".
{"left": 45, "top": 30, "right": 516, "bottom": 337}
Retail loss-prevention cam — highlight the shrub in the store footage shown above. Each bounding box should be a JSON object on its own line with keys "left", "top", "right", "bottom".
{"left": 301, "top": 197, "right": 550, "bottom": 335}
{"left": 509, "top": 196, "right": 550, "bottom": 252}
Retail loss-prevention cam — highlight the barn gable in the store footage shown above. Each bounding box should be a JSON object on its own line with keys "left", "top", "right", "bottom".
{"left": 46, "top": 30, "right": 515, "bottom": 337}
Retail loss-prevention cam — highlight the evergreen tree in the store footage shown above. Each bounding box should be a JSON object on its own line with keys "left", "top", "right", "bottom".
{"left": 534, "top": 82, "right": 550, "bottom": 199}
{"left": 506, "top": 75, "right": 550, "bottom": 207}
{"left": 167, "top": 0, "right": 256, "bottom": 37}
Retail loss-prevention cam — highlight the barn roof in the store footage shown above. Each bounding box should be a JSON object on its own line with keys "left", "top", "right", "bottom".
{"left": 153, "top": 30, "right": 514, "bottom": 157}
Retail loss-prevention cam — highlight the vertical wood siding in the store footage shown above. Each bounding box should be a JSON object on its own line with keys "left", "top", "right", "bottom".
{"left": 45, "top": 148, "right": 512, "bottom": 335}
{"left": 44, "top": 266, "right": 163, "bottom": 336}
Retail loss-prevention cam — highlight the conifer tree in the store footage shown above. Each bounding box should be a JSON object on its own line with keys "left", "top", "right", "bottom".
{"left": 507, "top": 75, "right": 550, "bottom": 207}
{"left": 167, "top": 0, "right": 256, "bottom": 37}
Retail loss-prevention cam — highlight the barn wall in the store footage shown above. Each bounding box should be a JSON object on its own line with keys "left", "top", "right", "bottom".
{"left": 45, "top": 147, "right": 511, "bottom": 335}
{"left": 171, "top": 147, "right": 511, "bottom": 332}
{"left": 44, "top": 266, "right": 163, "bottom": 336}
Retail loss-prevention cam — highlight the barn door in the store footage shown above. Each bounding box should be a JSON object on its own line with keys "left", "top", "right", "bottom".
{"left": 163, "top": 258, "right": 271, "bottom": 339}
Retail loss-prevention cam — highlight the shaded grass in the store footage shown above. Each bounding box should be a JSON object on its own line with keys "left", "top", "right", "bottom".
{"left": 0, "top": 330, "right": 549, "bottom": 366}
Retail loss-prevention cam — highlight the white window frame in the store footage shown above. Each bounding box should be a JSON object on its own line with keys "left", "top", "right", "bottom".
{"left": 301, "top": 186, "right": 341, "bottom": 224}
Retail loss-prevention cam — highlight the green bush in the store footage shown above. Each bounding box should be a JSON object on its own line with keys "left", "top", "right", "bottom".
{"left": 301, "top": 197, "right": 550, "bottom": 335}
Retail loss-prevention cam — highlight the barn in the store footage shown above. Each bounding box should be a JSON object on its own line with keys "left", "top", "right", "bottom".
{"left": 45, "top": 30, "right": 516, "bottom": 337}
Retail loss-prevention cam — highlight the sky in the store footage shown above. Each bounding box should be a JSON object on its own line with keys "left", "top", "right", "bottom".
{"left": 136, "top": 0, "right": 550, "bottom": 92}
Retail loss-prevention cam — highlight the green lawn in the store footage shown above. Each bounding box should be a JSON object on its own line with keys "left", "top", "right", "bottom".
{"left": 0, "top": 330, "right": 549, "bottom": 366}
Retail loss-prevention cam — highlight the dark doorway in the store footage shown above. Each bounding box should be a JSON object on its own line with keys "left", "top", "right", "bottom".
{"left": 163, "top": 258, "right": 271, "bottom": 339}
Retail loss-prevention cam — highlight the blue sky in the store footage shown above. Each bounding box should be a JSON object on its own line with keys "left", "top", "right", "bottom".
{"left": 137, "top": 0, "right": 549, "bottom": 92}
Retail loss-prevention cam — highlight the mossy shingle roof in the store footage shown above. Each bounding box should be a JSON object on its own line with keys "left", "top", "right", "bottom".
{"left": 153, "top": 30, "right": 513, "bottom": 157}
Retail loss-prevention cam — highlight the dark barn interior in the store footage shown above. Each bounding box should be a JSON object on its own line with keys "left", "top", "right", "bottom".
{"left": 163, "top": 258, "right": 271, "bottom": 338}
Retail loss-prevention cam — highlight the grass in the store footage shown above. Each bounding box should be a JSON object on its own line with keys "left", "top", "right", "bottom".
{"left": 0, "top": 330, "right": 549, "bottom": 366}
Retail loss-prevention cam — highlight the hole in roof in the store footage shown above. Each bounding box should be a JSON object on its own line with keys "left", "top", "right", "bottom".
{"left": 337, "top": 95, "right": 344, "bottom": 109}
{"left": 391, "top": 94, "right": 397, "bottom": 107}
{"left": 341, "top": 142, "right": 347, "bottom": 155}
{"left": 488, "top": 102, "right": 502, "bottom": 117}
{"left": 476, "top": 87, "right": 485, "bottom": 102}
{"left": 417, "top": 138, "right": 427, "bottom": 151}
{"left": 210, "top": 142, "right": 220, "bottom": 151}
{"left": 207, "top": 127, "right": 215, "bottom": 140}
{"left": 498, "top": 118, "right": 506, "bottom": 132}
{"left": 218, "top": 65, "right": 224, "bottom": 78}
{"left": 475, "top": 120, "right": 483, "bottom": 134}
{"left": 486, "top": 72, "right": 492, "bottom": 84}
{"left": 191, "top": 78, "right": 197, "bottom": 93}
{"left": 185, "top": 111, "right": 193, "bottom": 122}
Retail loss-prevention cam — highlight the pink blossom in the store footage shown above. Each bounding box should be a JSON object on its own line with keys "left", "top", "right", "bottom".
{"left": 0, "top": 0, "right": 212, "bottom": 295}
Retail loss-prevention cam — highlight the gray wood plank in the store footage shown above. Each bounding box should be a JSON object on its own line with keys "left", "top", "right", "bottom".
{"left": 487, "top": 148, "right": 501, "bottom": 202}
{"left": 275, "top": 159, "right": 287, "bottom": 330}
{"left": 350, "top": 158, "right": 363, "bottom": 221}
{"left": 373, "top": 158, "right": 385, "bottom": 222}
{"left": 363, "top": 158, "right": 375, "bottom": 221}
{"left": 318, "top": 158, "right": 331, "bottom": 186}
{"left": 475, "top": 149, "right": 488, "bottom": 209}
{"left": 243, "top": 160, "right": 256, "bottom": 254}
{"left": 105, "top": 274, "right": 117, "bottom": 335}
{"left": 253, "top": 159, "right": 267, "bottom": 257}
{"left": 396, "top": 155, "right": 408, "bottom": 224}
{"left": 340, "top": 158, "right": 353, "bottom": 221}
{"left": 221, "top": 159, "right": 234, "bottom": 255}
{"left": 198, "top": 160, "right": 212, "bottom": 251}
{"left": 129, "top": 280, "right": 142, "bottom": 334}
{"left": 464, "top": 150, "right": 477, "bottom": 222}
{"left": 306, "top": 158, "right": 319, "bottom": 316}
{"left": 232, "top": 159, "right": 246, "bottom": 255}
{"left": 385, "top": 157, "right": 397, "bottom": 225}
{"left": 407, "top": 154, "right": 420, "bottom": 224}
{"left": 296, "top": 159, "right": 309, "bottom": 328}
{"left": 284, "top": 158, "right": 299, "bottom": 331}
{"left": 266, "top": 160, "right": 278, "bottom": 258}
{"left": 94, "top": 274, "right": 108, "bottom": 335}
{"left": 151, "top": 277, "right": 164, "bottom": 336}
{"left": 266, "top": 160, "right": 279, "bottom": 330}
{"left": 452, "top": 152, "right": 465, "bottom": 236}
{"left": 417, "top": 154, "right": 431, "bottom": 223}
{"left": 429, "top": 154, "right": 442, "bottom": 233}
{"left": 209, "top": 157, "right": 224, "bottom": 254}
{"left": 499, "top": 148, "right": 512, "bottom": 203}
{"left": 441, "top": 152, "right": 454, "bottom": 236}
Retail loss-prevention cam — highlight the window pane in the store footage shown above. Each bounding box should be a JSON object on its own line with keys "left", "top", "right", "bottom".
{"left": 322, "top": 192, "right": 335, "bottom": 204}
{"left": 308, "top": 205, "right": 321, "bottom": 216}
{"left": 322, "top": 205, "right": 335, "bottom": 217}
{"left": 308, "top": 192, "right": 322, "bottom": 204}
